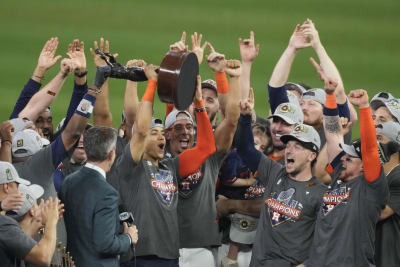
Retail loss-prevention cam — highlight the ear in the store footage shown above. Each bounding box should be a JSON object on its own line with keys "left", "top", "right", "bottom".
{"left": 108, "top": 149, "right": 115, "bottom": 161}
{"left": 2, "top": 183, "right": 9, "bottom": 194}
{"left": 308, "top": 151, "right": 317, "bottom": 162}
{"left": 164, "top": 129, "right": 172, "bottom": 140}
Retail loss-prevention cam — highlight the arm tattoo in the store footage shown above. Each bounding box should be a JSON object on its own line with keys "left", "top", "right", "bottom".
{"left": 324, "top": 115, "right": 341, "bottom": 133}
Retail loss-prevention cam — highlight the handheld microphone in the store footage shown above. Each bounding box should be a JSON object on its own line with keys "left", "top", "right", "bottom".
{"left": 119, "top": 204, "right": 134, "bottom": 227}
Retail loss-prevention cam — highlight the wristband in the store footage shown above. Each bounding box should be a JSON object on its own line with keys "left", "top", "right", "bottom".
{"left": 88, "top": 87, "right": 102, "bottom": 95}
{"left": 75, "top": 93, "right": 96, "bottom": 118}
{"left": 0, "top": 201, "right": 2, "bottom": 212}
{"left": 75, "top": 70, "right": 88, "bottom": 78}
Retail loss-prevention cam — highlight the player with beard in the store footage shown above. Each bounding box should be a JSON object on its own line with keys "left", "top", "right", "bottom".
{"left": 109, "top": 62, "right": 216, "bottom": 266}
{"left": 233, "top": 98, "right": 326, "bottom": 266}
{"left": 300, "top": 79, "right": 388, "bottom": 266}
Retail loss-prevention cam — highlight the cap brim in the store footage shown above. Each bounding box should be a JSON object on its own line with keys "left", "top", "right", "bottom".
{"left": 339, "top": 143, "right": 360, "bottom": 158}
{"left": 26, "top": 184, "right": 44, "bottom": 199}
{"left": 15, "top": 177, "right": 31, "bottom": 186}
{"left": 267, "top": 114, "right": 295, "bottom": 125}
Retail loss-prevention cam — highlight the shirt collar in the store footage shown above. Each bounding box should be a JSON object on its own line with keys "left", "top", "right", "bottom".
{"left": 85, "top": 162, "right": 106, "bottom": 179}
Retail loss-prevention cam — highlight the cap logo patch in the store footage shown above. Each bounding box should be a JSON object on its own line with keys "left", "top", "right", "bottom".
{"left": 387, "top": 100, "right": 400, "bottom": 109}
{"left": 294, "top": 125, "right": 309, "bottom": 133}
{"left": 25, "top": 194, "right": 34, "bottom": 206}
{"left": 6, "top": 168, "right": 13, "bottom": 181}
{"left": 17, "top": 139, "right": 23, "bottom": 147}
{"left": 279, "top": 104, "right": 295, "bottom": 113}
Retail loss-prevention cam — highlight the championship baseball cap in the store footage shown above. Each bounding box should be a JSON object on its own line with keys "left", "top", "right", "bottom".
{"left": 0, "top": 161, "right": 30, "bottom": 186}
{"left": 280, "top": 123, "right": 321, "bottom": 152}
{"left": 12, "top": 129, "right": 45, "bottom": 158}
{"left": 9, "top": 118, "right": 34, "bottom": 135}
{"left": 201, "top": 79, "right": 217, "bottom": 93}
{"left": 11, "top": 184, "right": 44, "bottom": 218}
{"left": 164, "top": 110, "right": 194, "bottom": 129}
{"left": 370, "top": 92, "right": 395, "bottom": 104}
{"left": 285, "top": 82, "right": 307, "bottom": 96}
{"left": 268, "top": 102, "right": 304, "bottom": 125}
{"left": 302, "top": 88, "right": 326, "bottom": 105}
{"left": 229, "top": 213, "right": 258, "bottom": 245}
{"left": 340, "top": 139, "right": 362, "bottom": 158}
{"left": 383, "top": 99, "right": 400, "bottom": 122}
{"left": 150, "top": 118, "right": 164, "bottom": 129}
{"left": 376, "top": 122, "right": 400, "bottom": 144}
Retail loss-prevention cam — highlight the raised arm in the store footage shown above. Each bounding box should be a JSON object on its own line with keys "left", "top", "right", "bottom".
{"left": 214, "top": 60, "right": 241, "bottom": 154}
{"left": 90, "top": 38, "right": 116, "bottom": 128}
{"left": 206, "top": 43, "right": 228, "bottom": 117}
{"left": 129, "top": 65, "right": 158, "bottom": 162}
{"left": 302, "top": 18, "right": 358, "bottom": 122}
{"left": 10, "top": 38, "right": 61, "bottom": 119}
{"left": 18, "top": 58, "right": 75, "bottom": 121}
{"left": 239, "top": 31, "right": 259, "bottom": 100}
{"left": 348, "top": 89, "right": 382, "bottom": 182}
{"left": 268, "top": 24, "right": 311, "bottom": 112}
{"left": 123, "top": 59, "right": 146, "bottom": 141}
{"left": 178, "top": 76, "right": 216, "bottom": 177}
{"left": 61, "top": 39, "right": 88, "bottom": 129}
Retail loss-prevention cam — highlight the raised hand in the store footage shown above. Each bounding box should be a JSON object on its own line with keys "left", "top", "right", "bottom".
{"left": 301, "top": 18, "right": 321, "bottom": 49}
{"left": 240, "top": 99, "right": 252, "bottom": 115}
{"left": 191, "top": 32, "right": 207, "bottom": 64}
{"left": 310, "top": 57, "right": 338, "bottom": 94}
{"left": 170, "top": 31, "right": 188, "bottom": 52}
{"left": 239, "top": 31, "right": 259, "bottom": 63}
{"left": 206, "top": 43, "right": 226, "bottom": 73}
{"left": 193, "top": 75, "right": 202, "bottom": 103}
{"left": 224, "top": 60, "right": 241, "bottom": 78}
{"left": 89, "top": 38, "right": 119, "bottom": 67}
{"left": 67, "top": 39, "right": 86, "bottom": 74}
{"left": 144, "top": 64, "right": 158, "bottom": 81}
{"left": 0, "top": 120, "right": 14, "bottom": 143}
{"left": 340, "top": 117, "right": 352, "bottom": 136}
{"left": 41, "top": 197, "right": 60, "bottom": 227}
{"left": 1, "top": 192, "right": 23, "bottom": 211}
{"left": 37, "top": 37, "right": 62, "bottom": 72}
{"left": 288, "top": 24, "right": 312, "bottom": 50}
{"left": 60, "top": 58, "right": 81, "bottom": 77}
{"left": 348, "top": 89, "right": 369, "bottom": 108}
{"left": 126, "top": 59, "right": 147, "bottom": 68}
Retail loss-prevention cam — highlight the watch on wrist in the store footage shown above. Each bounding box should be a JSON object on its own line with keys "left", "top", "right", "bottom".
{"left": 0, "top": 201, "right": 3, "bottom": 212}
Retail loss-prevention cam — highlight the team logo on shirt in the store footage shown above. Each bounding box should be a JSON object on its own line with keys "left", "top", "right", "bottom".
{"left": 244, "top": 180, "right": 265, "bottom": 199}
{"left": 150, "top": 169, "right": 178, "bottom": 206}
{"left": 322, "top": 186, "right": 351, "bottom": 215}
{"left": 266, "top": 188, "right": 303, "bottom": 226}
{"left": 179, "top": 168, "right": 204, "bottom": 198}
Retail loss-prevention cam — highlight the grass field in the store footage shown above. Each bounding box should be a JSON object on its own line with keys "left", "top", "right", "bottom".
{"left": 1, "top": 0, "right": 399, "bottom": 137}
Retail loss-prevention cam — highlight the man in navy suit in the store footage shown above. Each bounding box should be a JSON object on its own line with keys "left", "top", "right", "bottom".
{"left": 61, "top": 126, "right": 138, "bottom": 267}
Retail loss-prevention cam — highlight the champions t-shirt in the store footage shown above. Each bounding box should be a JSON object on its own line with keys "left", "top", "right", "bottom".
{"left": 177, "top": 152, "right": 225, "bottom": 248}
{"left": 250, "top": 154, "right": 326, "bottom": 267}
{"left": 109, "top": 143, "right": 181, "bottom": 259}
{"left": 307, "top": 162, "right": 388, "bottom": 267}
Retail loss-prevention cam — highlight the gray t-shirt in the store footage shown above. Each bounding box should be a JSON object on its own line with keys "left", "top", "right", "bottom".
{"left": 250, "top": 155, "right": 327, "bottom": 267}
{"left": 375, "top": 164, "right": 400, "bottom": 267}
{"left": 108, "top": 144, "right": 181, "bottom": 259}
{"left": 13, "top": 139, "right": 68, "bottom": 263}
{"left": 307, "top": 162, "right": 388, "bottom": 267}
{"left": 0, "top": 215, "right": 36, "bottom": 267}
{"left": 177, "top": 152, "right": 225, "bottom": 248}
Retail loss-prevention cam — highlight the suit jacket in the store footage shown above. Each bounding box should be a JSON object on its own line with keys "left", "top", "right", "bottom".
{"left": 61, "top": 166, "right": 131, "bottom": 267}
